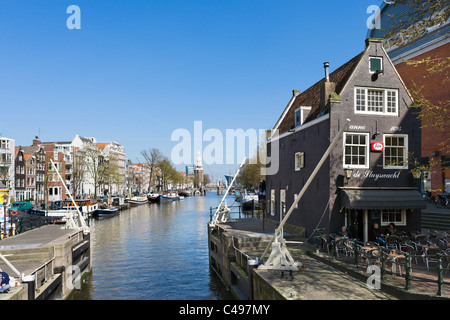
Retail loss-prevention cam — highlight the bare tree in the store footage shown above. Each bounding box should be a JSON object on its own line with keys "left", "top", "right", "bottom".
{"left": 141, "top": 148, "right": 163, "bottom": 192}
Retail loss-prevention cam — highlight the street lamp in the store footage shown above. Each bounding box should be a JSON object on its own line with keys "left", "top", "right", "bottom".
{"left": 412, "top": 170, "right": 421, "bottom": 179}
{"left": 344, "top": 167, "right": 353, "bottom": 186}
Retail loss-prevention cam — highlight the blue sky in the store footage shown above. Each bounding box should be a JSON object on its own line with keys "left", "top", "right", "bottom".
{"left": 0, "top": 0, "right": 383, "bottom": 179}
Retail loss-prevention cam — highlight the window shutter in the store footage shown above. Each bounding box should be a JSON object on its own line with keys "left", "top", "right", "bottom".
{"left": 370, "top": 57, "right": 383, "bottom": 73}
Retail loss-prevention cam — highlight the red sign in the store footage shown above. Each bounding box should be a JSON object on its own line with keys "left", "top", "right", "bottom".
{"left": 371, "top": 142, "right": 384, "bottom": 151}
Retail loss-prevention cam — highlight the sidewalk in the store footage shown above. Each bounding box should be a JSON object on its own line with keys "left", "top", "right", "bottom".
{"left": 308, "top": 250, "right": 450, "bottom": 300}
{"left": 254, "top": 254, "right": 397, "bottom": 300}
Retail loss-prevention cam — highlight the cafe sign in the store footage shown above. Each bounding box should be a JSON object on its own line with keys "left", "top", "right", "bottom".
{"left": 352, "top": 170, "right": 401, "bottom": 181}
{"left": 371, "top": 142, "right": 384, "bottom": 151}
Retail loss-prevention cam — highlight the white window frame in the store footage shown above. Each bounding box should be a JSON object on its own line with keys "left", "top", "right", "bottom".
{"left": 294, "top": 106, "right": 312, "bottom": 127}
{"left": 354, "top": 87, "right": 399, "bottom": 116}
{"left": 383, "top": 134, "right": 408, "bottom": 169}
{"left": 343, "top": 132, "right": 370, "bottom": 169}
{"left": 380, "top": 209, "right": 406, "bottom": 226}
{"left": 295, "top": 152, "right": 304, "bottom": 171}
{"left": 280, "top": 189, "right": 286, "bottom": 218}
{"left": 369, "top": 56, "right": 383, "bottom": 74}
{"left": 270, "top": 189, "right": 275, "bottom": 216}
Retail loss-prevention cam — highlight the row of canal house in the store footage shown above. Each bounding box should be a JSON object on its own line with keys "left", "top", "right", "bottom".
{"left": 265, "top": 38, "right": 426, "bottom": 243}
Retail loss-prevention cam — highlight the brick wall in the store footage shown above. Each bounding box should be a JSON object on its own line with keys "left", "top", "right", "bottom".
{"left": 394, "top": 43, "right": 450, "bottom": 192}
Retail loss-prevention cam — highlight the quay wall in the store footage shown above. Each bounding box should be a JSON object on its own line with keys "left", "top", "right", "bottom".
{"left": 0, "top": 226, "right": 92, "bottom": 300}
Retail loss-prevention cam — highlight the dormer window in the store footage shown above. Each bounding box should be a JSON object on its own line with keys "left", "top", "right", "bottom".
{"left": 294, "top": 106, "right": 312, "bottom": 127}
{"left": 369, "top": 56, "right": 383, "bottom": 74}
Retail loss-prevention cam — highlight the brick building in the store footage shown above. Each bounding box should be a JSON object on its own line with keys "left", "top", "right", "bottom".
{"left": 367, "top": 2, "right": 450, "bottom": 194}
{"left": 265, "top": 38, "right": 425, "bottom": 242}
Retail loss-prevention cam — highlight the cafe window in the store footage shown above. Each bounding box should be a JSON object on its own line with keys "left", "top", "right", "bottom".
{"left": 384, "top": 134, "right": 408, "bottom": 169}
{"left": 354, "top": 87, "right": 398, "bottom": 115}
{"left": 381, "top": 209, "right": 406, "bottom": 226}
{"left": 343, "top": 132, "right": 369, "bottom": 169}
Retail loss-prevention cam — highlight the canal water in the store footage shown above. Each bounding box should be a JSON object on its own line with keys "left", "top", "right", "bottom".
{"left": 69, "top": 193, "right": 235, "bottom": 300}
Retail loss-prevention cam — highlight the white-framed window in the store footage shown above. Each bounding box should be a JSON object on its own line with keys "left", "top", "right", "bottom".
{"left": 343, "top": 132, "right": 369, "bottom": 168}
{"left": 294, "top": 106, "right": 312, "bottom": 127}
{"left": 383, "top": 134, "right": 408, "bottom": 169}
{"left": 280, "top": 189, "right": 286, "bottom": 218}
{"left": 369, "top": 56, "right": 383, "bottom": 74}
{"left": 381, "top": 209, "right": 406, "bottom": 226}
{"left": 354, "top": 87, "right": 398, "bottom": 115}
{"left": 270, "top": 189, "right": 275, "bottom": 216}
{"left": 295, "top": 152, "right": 304, "bottom": 171}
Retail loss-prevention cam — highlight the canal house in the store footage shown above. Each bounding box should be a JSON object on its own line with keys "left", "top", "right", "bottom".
{"left": 265, "top": 38, "right": 426, "bottom": 243}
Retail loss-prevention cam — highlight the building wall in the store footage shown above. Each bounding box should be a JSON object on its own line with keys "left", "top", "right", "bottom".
{"left": 0, "top": 138, "right": 15, "bottom": 202}
{"left": 265, "top": 118, "right": 331, "bottom": 237}
{"left": 394, "top": 43, "right": 450, "bottom": 193}
{"left": 266, "top": 39, "right": 422, "bottom": 240}
{"left": 328, "top": 39, "right": 421, "bottom": 235}
{"left": 366, "top": 2, "right": 450, "bottom": 194}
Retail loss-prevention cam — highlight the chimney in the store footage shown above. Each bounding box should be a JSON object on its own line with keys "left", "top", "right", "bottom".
{"left": 320, "top": 62, "right": 336, "bottom": 109}
{"left": 32, "top": 135, "right": 41, "bottom": 147}
{"left": 323, "top": 62, "right": 330, "bottom": 82}
{"left": 292, "top": 90, "right": 300, "bottom": 97}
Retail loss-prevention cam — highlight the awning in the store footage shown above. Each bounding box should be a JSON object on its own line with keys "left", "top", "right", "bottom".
{"left": 340, "top": 189, "right": 426, "bottom": 210}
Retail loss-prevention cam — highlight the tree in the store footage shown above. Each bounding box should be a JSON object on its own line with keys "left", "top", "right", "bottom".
{"left": 141, "top": 148, "right": 163, "bottom": 192}
{"left": 80, "top": 143, "right": 101, "bottom": 198}
{"left": 237, "top": 156, "right": 264, "bottom": 189}
{"left": 98, "top": 154, "right": 123, "bottom": 196}
{"left": 384, "top": 1, "right": 449, "bottom": 45}
{"left": 72, "top": 152, "right": 86, "bottom": 197}
{"left": 382, "top": 0, "right": 450, "bottom": 191}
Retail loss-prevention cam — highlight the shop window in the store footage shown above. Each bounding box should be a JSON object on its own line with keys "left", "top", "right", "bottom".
{"left": 381, "top": 209, "right": 406, "bottom": 226}
{"left": 343, "top": 132, "right": 369, "bottom": 168}
{"left": 383, "top": 134, "right": 408, "bottom": 169}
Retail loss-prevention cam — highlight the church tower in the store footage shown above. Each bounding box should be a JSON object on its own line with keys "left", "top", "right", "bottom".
{"left": 194, "top": 151, "right": 204, "bottom": 188}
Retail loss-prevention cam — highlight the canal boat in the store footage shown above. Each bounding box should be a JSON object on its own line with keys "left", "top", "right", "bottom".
{"left": 159, "top": 193, "right": 178, "bottom": 202}
{"left": 96, "top": 207, "right": 118, "bottom": 216}
{"left": 9, "top": 201, "right": 34, "bottom": 212}
{"left": 147, "top": 194, "right": 160, "bottom": 203}
{"left": 240, "top": 191, "right": 259, "bottom": 211}
{"left": 127, "top": 196, "right": 148, "bottom": 206}
{"left": 29, "top": 206, "right": 82, "bottom": 218}
{"left": 47, "top": 199, "right": 98, "bottom": 215}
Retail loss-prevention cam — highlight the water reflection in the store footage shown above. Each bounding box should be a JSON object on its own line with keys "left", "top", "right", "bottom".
{"left": 69, "top": 193, "right": 234, "bottom": 300}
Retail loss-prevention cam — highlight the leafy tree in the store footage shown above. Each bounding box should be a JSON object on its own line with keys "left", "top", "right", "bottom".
{"left": 382, "top": 0, "right": 450, "bottom": 191}
{"left": 237, "top": 156, "right": 264, "bottom": 189}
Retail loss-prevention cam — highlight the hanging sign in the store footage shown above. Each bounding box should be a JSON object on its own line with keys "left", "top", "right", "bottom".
{"left": 371, "top": 142, "right": 384, "bottom": 151}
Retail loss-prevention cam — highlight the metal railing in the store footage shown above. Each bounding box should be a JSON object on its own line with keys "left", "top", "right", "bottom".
{"left": 1, "top": 214, "right": 90, "bottom": 239}
{"left": 209, "top": 204, "right": 262, "bottom": 222}
{"left": 30, "top": 246, "right": 56, "bottom": 294}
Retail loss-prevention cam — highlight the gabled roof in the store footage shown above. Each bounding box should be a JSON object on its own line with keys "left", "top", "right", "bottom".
{"left": 276, "top": 50, "right": 365, "bottom": 134}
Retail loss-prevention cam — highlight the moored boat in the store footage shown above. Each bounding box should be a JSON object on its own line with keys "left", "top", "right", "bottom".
{"left": 97, "top": 207, "right": 118, "bottom": 216}
{"left": 159, "top": 193, "right": 179, "bottom": 202}
{"left": 147, "top": 193, "right": 161, "bottom": 203}
{"left": 126, "top": 196, "right": 148, "bottom": 206}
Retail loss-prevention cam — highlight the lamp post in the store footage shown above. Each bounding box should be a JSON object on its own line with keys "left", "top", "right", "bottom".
{"left": 344, "top": 167, "right": 353, "bottom": 186}
{"left": 412, "top": 170, "right": 421, "bottom": 191}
